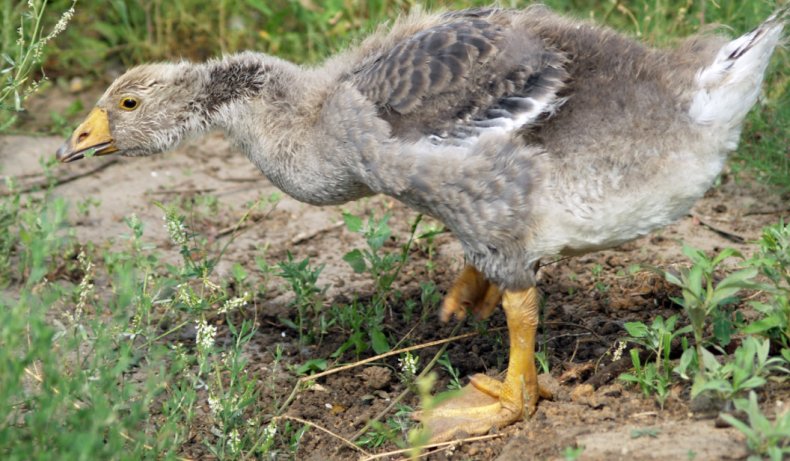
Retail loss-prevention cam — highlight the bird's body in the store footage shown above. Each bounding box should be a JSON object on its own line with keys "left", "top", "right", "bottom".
{"left": 57, "top": 5, "right": 787, "bottom": 442}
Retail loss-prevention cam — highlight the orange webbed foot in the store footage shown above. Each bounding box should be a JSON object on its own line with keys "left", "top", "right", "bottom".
{"left": 417, "top": 287, "right": 550, "bottom": 443}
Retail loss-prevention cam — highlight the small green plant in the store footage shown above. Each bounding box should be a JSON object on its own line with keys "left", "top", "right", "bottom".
{"left": 295, "top": 358, "right": 328, "bottom": 376}
{"left": 620, "top": 347, "right": 673, "bottom": 408}
{"left": 277, "top": 252, "right": 327, "bottom": 345}
{"left": 437, "top": 353, "right": 463, "bottom": 390}
{"left": 535, "top": 350, "right": 551, "bottom": 374}
{"left": 1, "top": 0, "right": 76, "bottom": 129}
{"left": 342, "top": 211, "right": 398, "bottom": 354}
{"left": 398, "top": 351, "right": 420, "bottom": 387}
{"left": 406, "top": 372, "right": 439, "bottom": 457}
{"left": 663, "top": 246, "right": 757, "bottom": 376}
{"left": 341, "top": 212, "right": 422, "bottom": 354}
{"left": 720, "top": 391, "right": 790, "bottom": 461}
{"left": 631, "top": 427, "right": 661, "bottom": 438}
{"left": 620, "top": 315, "right": 691, "bottom": 408}
{"left": 563, "top": 444, "right": 585, "bottom": 461}
{"left": 419, "top": 280, "right": 442, "bottom": 322}
{"left": 75, "top": 196, "right": 100, "bottom": 218}
{"left": 742, "top": 221, "right": 790, "bottom": 350}
{"left": 624, "top": 315, "right": 692, "bottom": 370}
{"left": 689, "top": 337, "right": 787, "bottom": 401}
{"left": 0, "top": 179, "right": 21, "bottom": 284}
{"left": 204, "top": 319, "right": 262, "bottom": 459}
{"left": 330, "top": 299, "right": 371, "bottom": 358}
{"left": 416, "top": 221, "right": 444, "bottom": 274}
{"left": 591, "top": 263, "right": 609, "bottom": 292}
{"left": 357, "top": 406, "right": 412, "bottom": 450}
{"left": 342, "top": 211, "right": 402, "bottom": 303}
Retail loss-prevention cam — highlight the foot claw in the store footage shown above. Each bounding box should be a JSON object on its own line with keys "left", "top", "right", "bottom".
{"left": 441, "top": 266, "right": 502, "bottom": 322}
{"left": 470, "top": 373, "right": 553, "bottom": 414}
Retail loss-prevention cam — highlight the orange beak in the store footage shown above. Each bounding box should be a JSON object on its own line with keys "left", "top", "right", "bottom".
{"left": 56, "top": 108, "right": 119, "bottom": 163}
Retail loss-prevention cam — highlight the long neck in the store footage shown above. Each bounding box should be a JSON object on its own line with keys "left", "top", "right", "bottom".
{"left": 192, "top": 52, "right": 297, "bottom": 129}
{"left": 190, "top": 54, "right": 379, "bottom": 205}
{"left": 188, "top": 54, "right": 460, "bottom": 209}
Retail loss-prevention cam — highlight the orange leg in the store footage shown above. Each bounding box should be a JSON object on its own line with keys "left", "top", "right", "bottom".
{"left": 440, "top": 265, "right": 502, "bottom": 322}
{"left": 418, "top": 286, "right": 552, "bottom": 442}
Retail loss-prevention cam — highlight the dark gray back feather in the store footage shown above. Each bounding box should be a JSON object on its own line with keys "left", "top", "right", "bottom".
{"left": 347, "top": 10, "right": 568, "bottom": 142}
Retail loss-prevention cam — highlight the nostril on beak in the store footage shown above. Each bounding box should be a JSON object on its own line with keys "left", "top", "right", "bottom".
{"left": 77, "top": 132, "right": 89, "bottom": 143}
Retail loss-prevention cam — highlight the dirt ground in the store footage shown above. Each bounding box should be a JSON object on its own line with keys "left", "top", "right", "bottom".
{"left": 2, "top": 91, "right": 789, "bottom": 460}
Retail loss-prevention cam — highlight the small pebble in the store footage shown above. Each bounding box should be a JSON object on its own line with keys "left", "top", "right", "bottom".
{"left": 69, "top": 77, "right": 84, "bottom": 93}
{"left": 571, "top": 384, "right": 595, "bottom": 402}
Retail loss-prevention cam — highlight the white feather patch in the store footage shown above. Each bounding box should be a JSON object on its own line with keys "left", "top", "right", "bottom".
{"left": 689, "top": 22, "right": 784, "bottom": 129}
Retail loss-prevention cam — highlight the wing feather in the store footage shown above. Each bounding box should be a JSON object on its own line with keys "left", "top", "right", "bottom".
{"left": 348, "top": 10, "right": 569, "bottom": 145}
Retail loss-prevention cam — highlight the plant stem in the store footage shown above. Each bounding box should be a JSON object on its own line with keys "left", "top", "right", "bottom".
{"left": 695, "top": 336, "right": 706, "bottom": 378}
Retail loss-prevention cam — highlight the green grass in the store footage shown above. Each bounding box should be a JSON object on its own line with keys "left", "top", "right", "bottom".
{"left": 38, "top": 1, "right": 788, "bottom": 68}
{"left": 0, "top": 0, "right": 76, "bottom": 128}
{"left": 1, "top": 0, "right": 790, "bottom": 459}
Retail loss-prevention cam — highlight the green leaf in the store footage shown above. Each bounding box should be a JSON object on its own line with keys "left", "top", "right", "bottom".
{"left": 687, "top": 265, "right": 703, "bottom": 300}
{"left": 629, "top": 348, "right": 642, "bottom": 370}
{"left": 333, "top": 331, "right": 368, "bottom": 358}
{"left": 417, "top": 227, "right": 444, "bottom": 240}
{"left": 695, "top": 378, "right": 732, "bottom": 395}
{"left": 700, "top": 348, "right": 721, "bottom": 372}
{"left": 718, "top": 268, "right": 758, "bottom": 287}
{"left": 369, "top": 328, "right": 390, "bottom": 355}
{"left": 739, "top": 376, "right": 766, "bottom": 391}
{"left": 712, "top": 314, "right": 734, "bottom": 346}
{"left": 278, "top": 317, "right": 298, "bottom": 331}
{"left": 296, "top": 358, "right": 327, "bottom": 376}
{"left": 711, "top": 248, "right": 742, "bottom": 268}
{"left": 663, "top": 270, "right": 683, "bottom": 287}
{"left": 342, "top": 212, "right": 363, "bottom": 233}
{"left": 367, "top": 215, "right": 391, "bottom": 251}
{"left": 719, "top": 413, "right": 754, "bottom": 438}
{"left": 674, "top": 348, "right": 696, "bottom": 380}
{"left": 709, "top": 286, "right": 745, "bottom": 308}
{"left": 663, "top": 315, "right": 679, "bottom": 331}
{"left": 619, "top": 373, "right": 639, "bottom": 383}
{"left": 624, "top": 322, "right": 649, "bottom": 338}
{"left": 748, "top": 301, "right": 777, "bottom": 315}
{"left": 682, "top": 245, "right": 706, "bottom": 264}
{"left": 245, "top": 0, "right": 273, "bottom": 15}
{"left": 342, "top": 249, "right": 366, "bottom": 273}
{"left": 754, "top": 337, "right": 770, "bottom": 365}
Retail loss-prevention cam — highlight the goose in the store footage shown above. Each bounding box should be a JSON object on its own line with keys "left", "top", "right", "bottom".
{"left": 56, "top": 5, "right": 787, "bottom": 442}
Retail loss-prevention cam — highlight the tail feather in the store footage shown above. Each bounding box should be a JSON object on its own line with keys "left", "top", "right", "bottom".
{"left": 689, "top": 8, "right": 786, "bottom": 135}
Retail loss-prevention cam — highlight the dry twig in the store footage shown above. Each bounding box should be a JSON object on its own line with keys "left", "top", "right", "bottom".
{"left": 689, "top": 213, "right": 745, "bottom": 243}
{"left": 273, "top": 415, "right": 371, "bottom": 457}
{"left": 359, "top": 433, "right": 503, "bottom": 461}
{"left": 291, "top": 221, "right": 345, "bottom": 245}
{"left": 1, "top": 158, "right": 120, "bottom": 196}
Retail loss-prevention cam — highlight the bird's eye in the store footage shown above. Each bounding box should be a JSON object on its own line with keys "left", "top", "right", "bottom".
{"left": 119, "top": 97, "right": 139, "bottom": 111}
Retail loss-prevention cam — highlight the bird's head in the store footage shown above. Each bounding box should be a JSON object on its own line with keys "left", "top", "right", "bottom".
{"left": 56, "top": 62, "right": 202, "bottom": 162}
